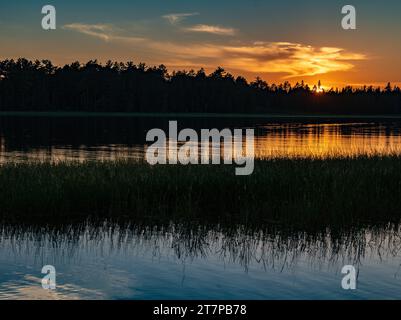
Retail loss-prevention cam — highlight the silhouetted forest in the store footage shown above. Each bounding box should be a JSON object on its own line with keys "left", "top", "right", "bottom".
{"left": 0, "top": 58, "right": 400, "bottom": 114}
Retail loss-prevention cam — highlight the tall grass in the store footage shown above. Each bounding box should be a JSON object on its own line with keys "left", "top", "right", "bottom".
{"left": 1, "top": 156, "right": 401, "bottom": 230}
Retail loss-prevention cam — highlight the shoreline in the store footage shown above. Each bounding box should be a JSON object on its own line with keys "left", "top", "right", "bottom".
{"left": 1, "top": 111, "right": 401, "bottom": 120}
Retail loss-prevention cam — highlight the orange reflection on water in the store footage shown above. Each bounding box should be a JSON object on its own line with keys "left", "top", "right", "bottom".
{"left": 1, "top": 122, "right": 401, "bottom": 163}
{"left": 254, "top": 123, "right": 401, "bottom": 159}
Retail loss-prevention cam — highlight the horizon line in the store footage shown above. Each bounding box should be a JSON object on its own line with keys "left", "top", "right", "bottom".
{"left": 1, "top": 57, "right": 400, "bottom": 90}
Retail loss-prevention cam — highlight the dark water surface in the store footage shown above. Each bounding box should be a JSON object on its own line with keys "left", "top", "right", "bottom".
{"left": 1, "top": 115, "right": 401, "bottom": 162}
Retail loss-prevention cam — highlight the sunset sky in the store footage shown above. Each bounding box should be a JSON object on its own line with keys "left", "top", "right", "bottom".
{"left": 1, "top": 0, "right": 400, "bottom": 88}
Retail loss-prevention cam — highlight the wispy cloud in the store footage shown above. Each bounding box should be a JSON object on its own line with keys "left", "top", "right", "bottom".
{"left": 162, "top": 13, "right": 199, "bottom": 25}
{"left": 63, "top": 22, "right": 367, "bottom": 79}
{"left": 63, "top": 24, "right": 115, "bottom": 41}
{"left": 184, "top": 24, "right": 237, "bottom": 36}
{"left": 62, "top": 23, "right": 145, "bottom": 42}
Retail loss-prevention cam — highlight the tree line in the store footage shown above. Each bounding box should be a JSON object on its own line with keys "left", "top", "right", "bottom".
{"left": 0, "top": 58, "right": 400, "bottom": 114}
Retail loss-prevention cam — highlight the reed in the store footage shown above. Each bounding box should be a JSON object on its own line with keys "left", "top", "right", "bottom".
{"left": 1, "top": 156, "right": 401, "bottom": 231}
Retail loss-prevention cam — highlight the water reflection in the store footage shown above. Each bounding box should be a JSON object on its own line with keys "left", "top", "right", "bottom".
{"left": 0, "top": 275, "right": 104, "bottom": 300}
{"left": 255, "top": 122, "right": 401, "bottom": 158}
{"left": 1, "top": 221, "right": 401, "bottom": 299}
{"left": 1, "top": 116, "right": 401, "bottom": 162}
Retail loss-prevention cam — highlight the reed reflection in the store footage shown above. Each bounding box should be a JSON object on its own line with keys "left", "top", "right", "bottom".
{"left": 2, "top": 220, "right": 401, "bottom": 273}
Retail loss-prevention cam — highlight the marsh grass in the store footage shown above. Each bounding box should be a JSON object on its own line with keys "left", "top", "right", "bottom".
{"left": 1, "top": 156, "right": 401, "bottom": 231}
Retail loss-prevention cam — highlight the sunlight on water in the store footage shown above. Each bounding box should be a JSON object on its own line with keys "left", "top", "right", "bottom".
{"left": 255, "top": 123, "right": 401, "bottom": 159}
{"left": 1, "top": 121, "right": 401, "bottom": 163}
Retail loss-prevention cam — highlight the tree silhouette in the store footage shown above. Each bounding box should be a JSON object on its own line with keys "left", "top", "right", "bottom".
{"left": 0, "top": 58, "right": 400, "bottom": 115}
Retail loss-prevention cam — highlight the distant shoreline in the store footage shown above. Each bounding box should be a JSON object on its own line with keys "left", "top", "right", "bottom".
{"left": 1, "top": 111, "right": 401, "bottom": 120}
{"left": 2, "top": 59, "right": 400, "bottom": 116}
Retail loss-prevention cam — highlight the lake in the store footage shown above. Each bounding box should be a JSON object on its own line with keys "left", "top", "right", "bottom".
{"left": 1, "top": 221, "right": 401, "bottom": 299}
{"left": 1, "top": 114, "right": 401, "bottom": 300}
{"left": 1, "top": 115, "right": 401, "bottom": 162}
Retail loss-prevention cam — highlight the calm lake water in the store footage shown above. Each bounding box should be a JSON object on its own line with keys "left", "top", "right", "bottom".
{"left": 1, "top": 115, "right": 401, "bottom": 162}
{"left": 1, "top": 222, "right": 401, "bottom": 300}
{"left": 1, "top": 115, "right": 401, "bottom": 300}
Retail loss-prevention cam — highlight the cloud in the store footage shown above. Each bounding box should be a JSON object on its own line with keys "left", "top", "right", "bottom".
{"left": 63, "top": 22, "right": 367, "bottom": 79}
{"left": 217, "top": 43, "right": 367, "bottom": 77}
{"left": 63, "top": 23, "right": 145, "bottom": 42}
{"left": 154, "top": 42, "right": 366, "bottom": 78}
{"left": 162, "top": 13, "right": 199, "bottom": 25}
{"left": 184, "top": 24, "right": 237, "bottom": 36}
{"left": 63, "top": 24, "right": 115, "bottom": 41}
